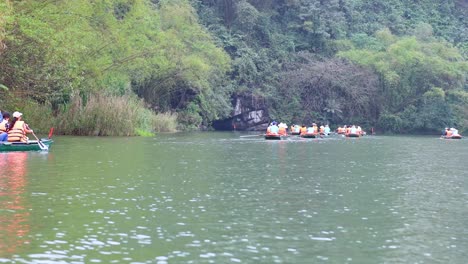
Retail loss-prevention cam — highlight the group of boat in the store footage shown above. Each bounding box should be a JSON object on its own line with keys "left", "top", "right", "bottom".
{"left": 264, "top": 131, "right": 361, "bottom": 140}
{"left": 264, "top": 123, "right": 365, "bottom": 140}
{"left": 263, "top": 123, "right": 463, "bottom": 140}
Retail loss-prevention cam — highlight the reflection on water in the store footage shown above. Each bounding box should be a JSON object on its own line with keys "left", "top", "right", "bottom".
{"left": 0, "top": 134, "right": 467, "bottom": 263}
{"left": 0, "top": 153, "right": 30, "bottom": 257}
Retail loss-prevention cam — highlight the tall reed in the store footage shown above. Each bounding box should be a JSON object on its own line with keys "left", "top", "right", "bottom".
{"left": 55, "top": 92, "right": 158, "bottom": 136}
{"left": 153, "top": 112, "right": 178, "bottom": 132}
{"left": 2, "top": 92, "right": 179, "bottom": 136}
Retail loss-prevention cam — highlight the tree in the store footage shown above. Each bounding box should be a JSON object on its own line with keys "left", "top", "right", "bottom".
{"left": 277, "top": 52, "right": 379, "bottom": 125}
{"left": 339, "top": 29, "right": 467, "bottom": 132}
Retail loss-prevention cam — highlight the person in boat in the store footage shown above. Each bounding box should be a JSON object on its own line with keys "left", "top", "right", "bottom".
{"left": 319, "top": 125, "right": 325, "bottom": 135}
{"left": 445, "top": 128, "right": 453, "bottom": 137}
{"left": 300, "top": 125, "right": 307, "bottom": 135}
{"left": 306, "top": 123, "right": 318, "bottom": 135}
{"left": 267, "top": 121, "right": 279, "bottom": 135}
{"left": 324, "top": 124, "right": 330, "bottom": 135}
{"left": 7, "top": 111, "right": 34, "bottom": 142}
{"left": 0, "top": 111, "right": 10, "bottom": 141}
{"left": 293, "top": 124, "right": 301, "bottom": 134}
{"left": 450, "top": 127, "right": 460, "bottom": 136}
{"left": 345, "top": 125, "right": 351, "bottom": 135}
{"left": 336, "top": 126, "right": 343, "bottom": 134}
{"left": 442, "top": 127, "right": 449, "bottom": 136}
{"left": 356, "top": 126, "right": 366, "bottom": 136}
{"left": 278, "top": 122, "right": 288, "bottom": 136}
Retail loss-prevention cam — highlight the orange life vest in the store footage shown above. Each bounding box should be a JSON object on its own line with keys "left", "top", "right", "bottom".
{"left": 7, "top": 121, "right": 27, "bottom": 142}
{"left": 279, "top": 126, "right": 287, "bottom": 135}
{"left": 446, "top": 130, "right": 453, "bottom": 137}
{"left": 300, "top": 127, "right": 307, "bottom": 135}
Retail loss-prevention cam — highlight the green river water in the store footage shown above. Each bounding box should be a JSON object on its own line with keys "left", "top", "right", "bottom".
{"left": 0, "top": 133, "right": 467, "bottom": 263}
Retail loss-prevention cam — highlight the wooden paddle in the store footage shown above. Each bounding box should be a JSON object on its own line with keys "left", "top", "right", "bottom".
{"left": 48, "top": 127, "right": 54, "bottom": 139}
{"left": 31, "top": 131, "right": 48, "bottom": 150}
{"left": 240, "top": 134, "right": 263, "bottom": 138}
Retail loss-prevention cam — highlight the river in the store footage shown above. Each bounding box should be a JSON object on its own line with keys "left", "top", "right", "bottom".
{"left": 0, "top": 133, "right": 467, "bottom": 263}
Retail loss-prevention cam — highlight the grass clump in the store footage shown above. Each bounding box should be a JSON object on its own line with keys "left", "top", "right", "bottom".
{"left": 55, "top": 92, "right": 176, "bottom": 136}
{"left": 2, "top": 91, "right": 179, "bottom": 136}
{"left": 153, "top": 112, "right": 178, "bottom": 133}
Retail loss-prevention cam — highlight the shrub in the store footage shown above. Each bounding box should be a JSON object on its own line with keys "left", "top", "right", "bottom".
{"left": 55, "top": 92, "right": 155, "bottom": 136}
{"left": 153, "top": 112, "right": 178, "bottom": 133}
{"left": 378, "top": 114, "right": 403, "bottom": 133}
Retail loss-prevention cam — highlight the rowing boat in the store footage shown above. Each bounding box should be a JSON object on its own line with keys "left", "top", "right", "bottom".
{"left": 442, "top": 135, "right": 462, "bottom": 139}
{"left": 265, "top": 133, "right": 289, "bottom": 140}
{"left": 265, "top": 133, "right": 282, "bottom": 140}
{"left": 300, "top": 133, "right": 319, "bottom": 138}
{"left": 0, "top": 139, "right": 53, "bottom": 152}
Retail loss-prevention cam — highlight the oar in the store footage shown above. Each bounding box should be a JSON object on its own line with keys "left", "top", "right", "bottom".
{"left": 31, "top": 131, "right": 48, "bottom": 150}
{"left": 240, "top": 134, "right": 263, "bottom": 138}
{"left": 48, "top": 127, "right": 54, "bottom": 139}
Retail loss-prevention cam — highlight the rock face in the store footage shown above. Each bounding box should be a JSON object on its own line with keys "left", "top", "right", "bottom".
{"left": 213, "top": 96, "right": 270, "bottom": 131}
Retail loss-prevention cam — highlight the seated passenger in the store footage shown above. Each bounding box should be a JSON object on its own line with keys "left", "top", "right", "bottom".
{"left": 0, "top": 112, "right": 10, "bottom": 141}
{"left": 319, "top": 125, "right": 325, "bottom": 134}
{"left": 278, "top": 122, "right": 288, "bottom": 135}
{"left": 294, "top": 125, "right": 301, "bottom": 133}
{"left": 267, "top": 122, "right": 279, "bottom": 134}
{"left": 324, "top": 125, "right": 331, "bottom": 135}
{"left": 451, "top": 128, "right": 460, "bottom": 136}
{"left": 7, "top": 111, "right": 33, "bottom": 142}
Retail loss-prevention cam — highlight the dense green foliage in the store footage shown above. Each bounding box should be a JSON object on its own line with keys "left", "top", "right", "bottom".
{"left": 338, "top": 29, "right": 467, "bottom": 132}
{"left": 1, "top": 0, "right": 229, "bottom": 134}
{"left": 1, "top": 0, "right": 467, "bottom": 134}
{"left": 194, "top": 0, "right": 467, "bottom": 133}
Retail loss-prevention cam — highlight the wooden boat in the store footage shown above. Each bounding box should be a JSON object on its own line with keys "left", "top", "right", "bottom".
{"left": 265, "top": 133, "right": 281, "bottom": 140}
{"left": 0, "top": 139, "right": 53, "bottom": 152}
{"left": 300, "top": 133, "right": 319, "bottom": 138}
{"left": 346, "top": 133, "right": 361, "bottom": 138}
{"left": 442, "top": 135, "right": 462, "bottom": 139}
